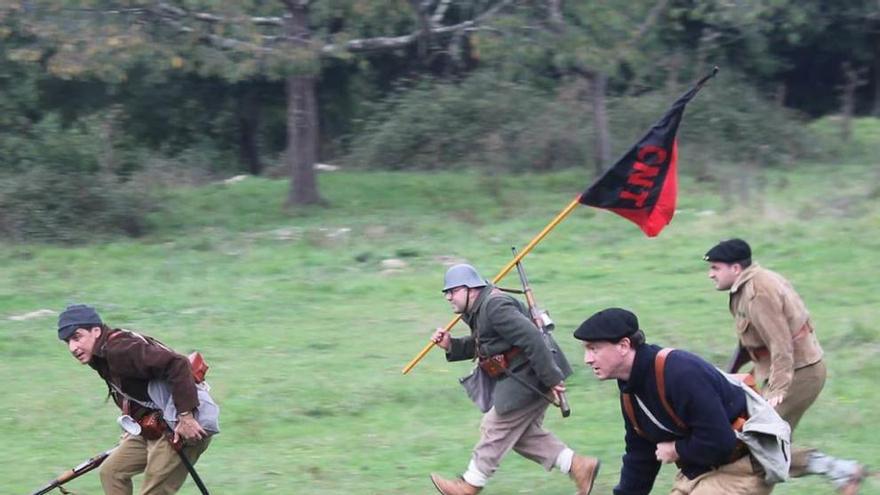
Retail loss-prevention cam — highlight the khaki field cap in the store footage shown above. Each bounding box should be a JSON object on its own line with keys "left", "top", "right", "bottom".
{"left": 442, "top": 264, "right": 487, "bottom": 292}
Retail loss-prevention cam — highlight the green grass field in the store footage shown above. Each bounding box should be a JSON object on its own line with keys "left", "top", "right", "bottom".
{"left": 2, "top": 160, "right": 879, "bottom": 494}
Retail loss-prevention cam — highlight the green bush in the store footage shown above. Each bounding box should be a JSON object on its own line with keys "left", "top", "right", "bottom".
{"left": 0, "top": 115, "right": 156, "bottom": 243}
{"left": 608, "top": 73, "right": 823, "bottom": 170}
{"left": 0, "top": 167, "right": 155, "bottom": 243}
{"left": 344, "top": 71, "right": 591, "bottom": 171}
{"left": 0, "top": 115, "right": 103, "bottom": 175}
{"left": 344, "top": 69, "right": 825, "bottom": 173}
{"left": 807, "top": 116, "right": 880, "bottom": 163}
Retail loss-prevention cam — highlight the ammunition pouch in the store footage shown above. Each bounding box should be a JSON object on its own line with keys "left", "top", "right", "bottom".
{"left": 189, "top": 351, "right": 208, "bottom": 383}
{"left": 137, "top": 411, "right": 168, "bottom": 441}
{"left": 477, "top": 347, "right": 522, "bottom": 378}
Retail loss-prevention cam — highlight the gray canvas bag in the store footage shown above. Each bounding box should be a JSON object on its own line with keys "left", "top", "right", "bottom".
{"left": 460, "top": 366, "right": 496, "bottom": 413}
{"left": 723, "top": 372, "right": 791, "bottom": 484}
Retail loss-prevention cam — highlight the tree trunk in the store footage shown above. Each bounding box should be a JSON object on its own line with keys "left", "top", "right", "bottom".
{"left": 285, "top": 74, "right": 322, "bottom": 206}
{"left": 547, "top": 0, "right": 564, "bottom": 32}
{"left": 237, "top": 84, "right": 263, "bottom": 175}
{"left": 775, "top": 81, "right": 787, "bottom": 108}
{"left": 840, "top": 62, "right": 867, "bottom": 143}
{"left": 874, "top": 50, "right": 880, "bottom": 117}
{"left": 589, "top": 72, "right": 611, "bottom": 174}
{"left": 100, "top": 104, "right": 122, "bottom": 174}
{"left": 283, "top": 1, "right": 323, "bottom": 206}
{"left": 665, "top": 50, "right": 682, "bottom": 93}
{"left": 407, "top": 0, "right": 432, "bottom": 59}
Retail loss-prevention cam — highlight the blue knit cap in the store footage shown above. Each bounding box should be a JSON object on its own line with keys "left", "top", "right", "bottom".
{"left": 57, "top": 304, "right": 103, "bottom": 341}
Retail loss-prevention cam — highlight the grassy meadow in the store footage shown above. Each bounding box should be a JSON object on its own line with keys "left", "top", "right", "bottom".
{"left": 2, "top": 159, "right": 879, "bottom": 494}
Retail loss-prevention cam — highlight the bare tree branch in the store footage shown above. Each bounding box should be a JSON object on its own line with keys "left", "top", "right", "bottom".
{"left": 251, "top": 16, "right": 285, "bottom": 26}
{"left": 324, "top": 0, "right": 517, "bottom": 54}
{"left": 618, "top": 0, "right": 669, "bottom": 53}
{"left": 325, "top": 33, "right": 417, "bottom": 54}
{"left": 630, "top": 0, "right": 670, "bottom": 45}
{"left": 149, "top": 12, "right": 276, "bottom": 53}
{"left": 408, "top": 0, "right": 433, "bottom": 58}
{"left": 103, "top": 0, "right": 517, "bottom": 58}
{"left": 431, "top": 0, "right": 454, "bottom": 26}
{"left": 547, "top": 0, "right": 564, "bottom": 31}
{"left": 157, "top": 2, "right": 284, "bottom": 26}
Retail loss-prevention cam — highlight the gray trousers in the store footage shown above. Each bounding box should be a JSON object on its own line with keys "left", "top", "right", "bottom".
{"left": 472, "top": 397, "right": 568, "bottom": 479}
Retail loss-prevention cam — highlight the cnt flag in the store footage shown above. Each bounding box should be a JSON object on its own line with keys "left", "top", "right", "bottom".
{"left": 579, "top": 67, "right": 718, "bottom": 237}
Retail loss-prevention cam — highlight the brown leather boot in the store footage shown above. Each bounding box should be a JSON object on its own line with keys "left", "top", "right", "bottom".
{"left": 838, "top": 464, "right": 866, "bottom": 495}
{"left": 430, "top": 474, "right": 482, "bottom": 495}
{"left": 569, "top": 455, "right": 601, "bottom": 495}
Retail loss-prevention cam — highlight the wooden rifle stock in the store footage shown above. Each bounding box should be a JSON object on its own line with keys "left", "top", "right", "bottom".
{"left": 31, "top": 447, "right": 117, "bottom": 495}
{"left": 511, "top": 247, "right": 571, "bottom": 418}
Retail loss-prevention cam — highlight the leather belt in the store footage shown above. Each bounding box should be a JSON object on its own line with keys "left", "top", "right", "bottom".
{"left": 504, "top": 346, "right": 522, "bottom": 361}
{"left": 478, "top": 346, "right": 523, "bottom": 378}
{"left": 750, "top": 321, "right": 812, "bottom": 360}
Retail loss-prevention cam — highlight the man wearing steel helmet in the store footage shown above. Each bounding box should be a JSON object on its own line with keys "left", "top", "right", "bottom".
{"left": 429, "top": 264, "right": 600, "bottom": 495}
{"left": 704, "top": 238, "right": 866, "bottom": 494}
{"left": 574, "top": 307, "right": 783, "bottom": 495}
{"left": 57, "top": 304, "right": 218, "bottom": 495}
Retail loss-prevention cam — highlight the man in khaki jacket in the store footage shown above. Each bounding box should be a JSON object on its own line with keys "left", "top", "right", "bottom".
{"left": 704, "top": 239, "right": 865, "bottom": 494}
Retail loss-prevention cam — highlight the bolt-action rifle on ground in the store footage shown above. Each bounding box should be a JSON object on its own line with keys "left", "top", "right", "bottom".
{"left": 31, "top": 446, "right": 117, "bottom": 495}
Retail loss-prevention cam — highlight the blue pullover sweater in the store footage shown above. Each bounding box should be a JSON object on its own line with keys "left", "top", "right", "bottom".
{"left": 614, "top": 344, "right": 747, "bottom": 495}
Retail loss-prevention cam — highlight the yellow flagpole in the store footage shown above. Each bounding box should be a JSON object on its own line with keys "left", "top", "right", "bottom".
{"left": 401, "top": 195, "right": 582, "bottom": 374}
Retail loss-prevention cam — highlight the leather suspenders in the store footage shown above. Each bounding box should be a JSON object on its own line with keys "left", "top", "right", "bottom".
{"left": 621, "top": 348, "right": 687, "bottom": 439}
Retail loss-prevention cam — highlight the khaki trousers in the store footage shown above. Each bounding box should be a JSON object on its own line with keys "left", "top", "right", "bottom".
{"left": 472, "top": 398, "right": 567, "bottom": 478}
{"left": 767, "top": 360, "right": 826, "bottom": 476}
{"left": 100, "top": 434, "right": 211, "bottom": 495}
{"left": 669, "top": 456, "right": 773, "bottom": 495}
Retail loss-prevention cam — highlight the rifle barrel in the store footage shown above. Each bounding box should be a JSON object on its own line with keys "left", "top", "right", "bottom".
{"left": 31, "top": 481, "right": 60, "bottom": 495}
{"left": 30, "top": 447, "right": 116, "bottom": 495}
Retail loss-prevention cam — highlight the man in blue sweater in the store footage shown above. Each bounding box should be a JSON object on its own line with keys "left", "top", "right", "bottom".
{"left": 573, "top": 308, "right": 773, "bottom": 495}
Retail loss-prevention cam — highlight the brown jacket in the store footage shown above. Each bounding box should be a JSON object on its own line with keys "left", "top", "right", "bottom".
{"left": 729, "top": 264, "right": 824, "bottom": 400}
{"left": 89, "top": 327, "right": 199, "bottom": 415}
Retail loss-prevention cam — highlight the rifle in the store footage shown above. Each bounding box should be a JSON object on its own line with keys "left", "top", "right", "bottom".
{"left": 726, "top": 342, "right": 751, "bottom": 374}
{"left": 511, "top": 247, "right": 571, "bottom": 418}
{"left": 31, "top": 446, "right": 117, "bottom": 495}
{"left": 173, "top": 443, "right": 210, "bottom": 495}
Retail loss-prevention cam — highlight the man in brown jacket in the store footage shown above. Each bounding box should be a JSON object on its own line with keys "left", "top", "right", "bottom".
{"left": 58, "top": 304, "right": 218, "bottom": 495}
{"left": 704, "top": 239, "right": 865, "bottom": 494}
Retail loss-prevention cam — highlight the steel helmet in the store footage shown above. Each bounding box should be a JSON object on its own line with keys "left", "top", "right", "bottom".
{"left": 442, "top": 264, "right": 487, "bottom": 292}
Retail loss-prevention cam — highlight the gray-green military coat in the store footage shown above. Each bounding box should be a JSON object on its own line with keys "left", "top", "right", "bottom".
{"left": 446, "top": 285, "right": 573, "bottom": 415}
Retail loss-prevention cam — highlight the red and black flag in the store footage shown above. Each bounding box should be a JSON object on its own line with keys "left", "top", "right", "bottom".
{"left": 579, "top": 67, "right": 718, "bottom": 237}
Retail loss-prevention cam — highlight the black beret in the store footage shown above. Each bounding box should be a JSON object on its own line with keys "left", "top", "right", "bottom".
{"left": 57, "top": 304, "right": 103, "bottom": 341}
{"left": 703, "top": 238, "right": 751, "bottom": 263}
{"left": 573, "top": 308, "right": 639, "bottom": 342}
